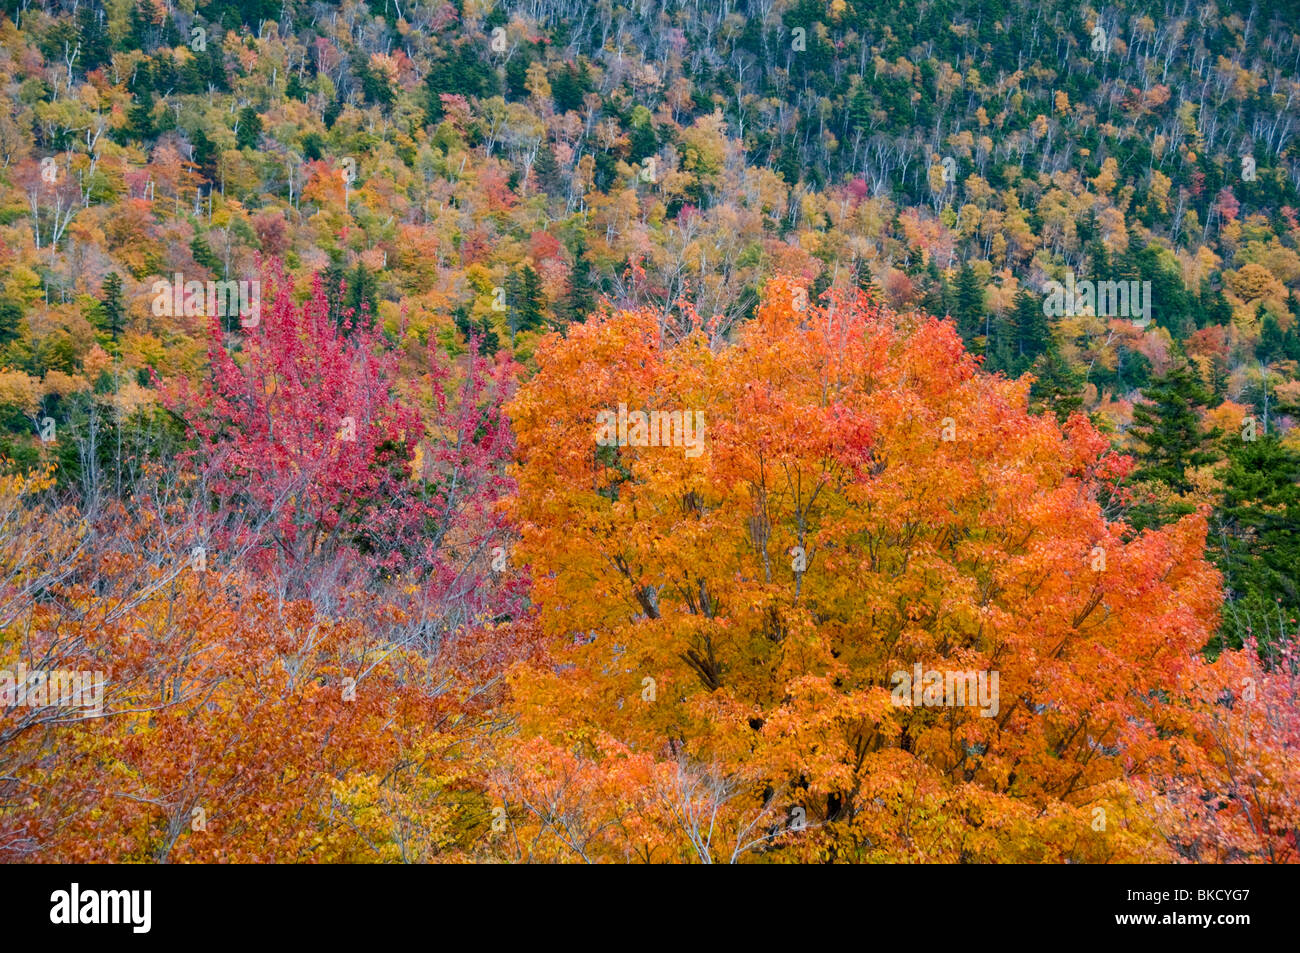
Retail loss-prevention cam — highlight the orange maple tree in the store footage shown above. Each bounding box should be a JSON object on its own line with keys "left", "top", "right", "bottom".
{"left": 497, "top": 278, "right": 1229, "bottom": 862}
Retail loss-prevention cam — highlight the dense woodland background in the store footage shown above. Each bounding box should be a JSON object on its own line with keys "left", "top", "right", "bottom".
{"left": 0, "top": 0, "right": 1298, "bottom": 862}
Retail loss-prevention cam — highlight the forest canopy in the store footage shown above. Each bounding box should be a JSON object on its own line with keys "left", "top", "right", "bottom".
{"left": 0, "top": 0, "right": 1297, "bottom": 864}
